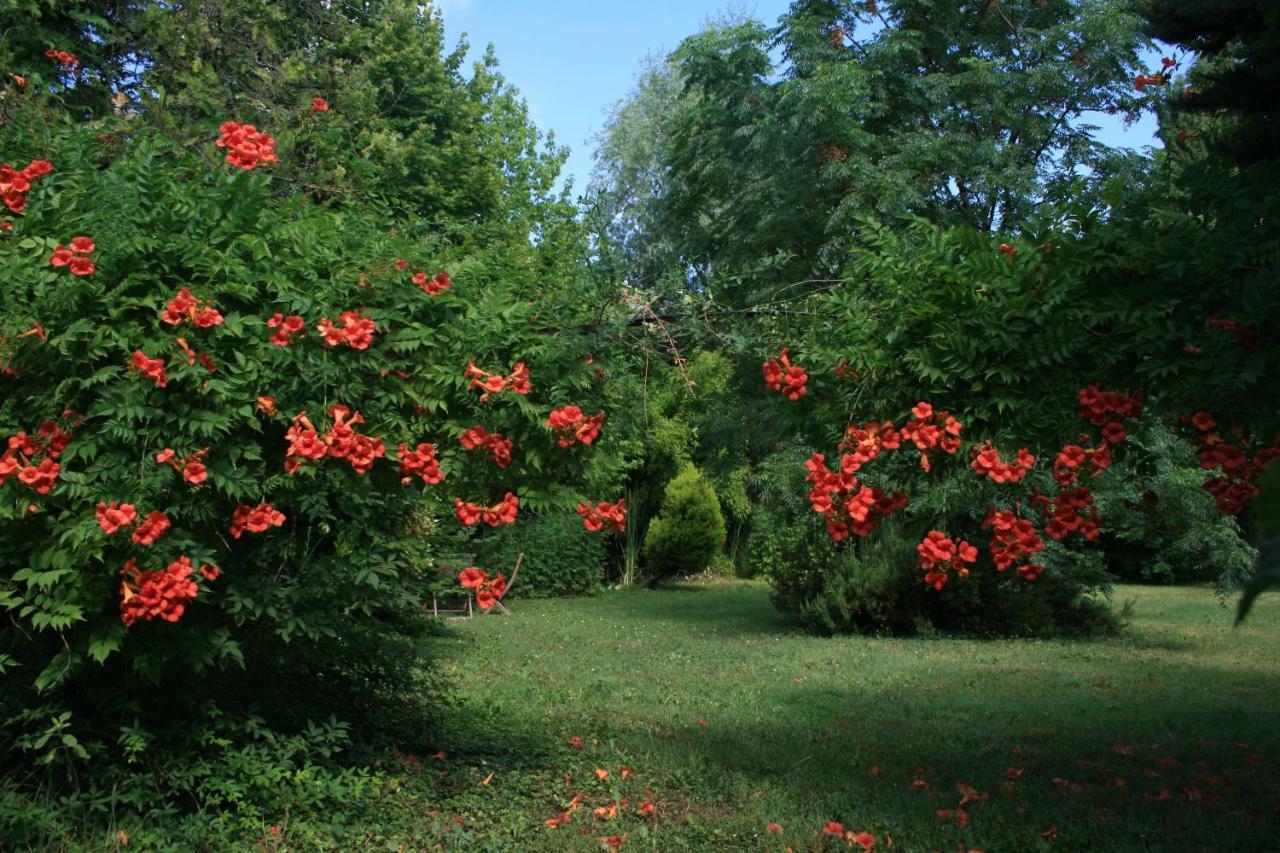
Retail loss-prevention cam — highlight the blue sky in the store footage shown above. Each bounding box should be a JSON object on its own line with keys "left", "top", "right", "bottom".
{"left": 437, "top": 0, "right": 1159, "bottom": 197}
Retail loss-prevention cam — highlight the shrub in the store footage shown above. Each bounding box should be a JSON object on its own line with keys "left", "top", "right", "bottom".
{"left": 642, "top": 465, "right": 725, "bottom": 581}
{"left": 0, "top": 91, "right": 615, "bottom": 837}
{"left": 476, "top": 512, "right": 604, "bottom": 598}
{"left": 1092, "top": 420, "right": 1257, "bottom": 588}
{"left": 755, "top": 446, "right": 1119, "bottom": 637}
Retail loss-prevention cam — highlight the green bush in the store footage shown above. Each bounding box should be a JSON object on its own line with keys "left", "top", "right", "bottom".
{"left": 476, "top": 512, "right": 604, "bottom": 598}
{"left": 642, "top": 465, "right": 725, "bottom": 581}
{"left": 1092, "top": 421, "right": 1257, "bottom": 588}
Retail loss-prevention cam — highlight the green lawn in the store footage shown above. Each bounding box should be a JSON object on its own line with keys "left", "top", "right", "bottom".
{"left": 386, "top": 582, "right": 1280, "bottom": 851}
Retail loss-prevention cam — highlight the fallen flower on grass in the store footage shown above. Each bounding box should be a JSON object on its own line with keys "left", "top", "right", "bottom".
{"left": 593, "top": 802, "right": 619, "bottom": 821}
{"left": 598, "top": 835, "right": 627, "bottom": 850}
{"left": 594, "top": 768, "right": 609, "bottom": 781}
{"left": 568, "top": 736, "right": 583, "bottom": 749}
{"left": 767, "top": 822, "right": 783, "bottom": 834}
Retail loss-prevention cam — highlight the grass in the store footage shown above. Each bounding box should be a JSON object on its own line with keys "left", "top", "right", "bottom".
{"left": 372, "top": 581, "right": 1280, "bottom": 851}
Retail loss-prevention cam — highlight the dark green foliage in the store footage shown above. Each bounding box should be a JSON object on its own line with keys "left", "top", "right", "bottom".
{"left": 642, "top": 465, "right": 726, "bottom": 580}
{"left": 1092, "top": 420, "right": 1256, "bottom": 587}
{"left": 476, "top": 512, "right": 604, "bottom": 598}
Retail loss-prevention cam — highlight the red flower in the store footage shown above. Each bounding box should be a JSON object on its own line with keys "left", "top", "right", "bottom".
{"left": 182, "top": 460, "right": 208, "bottom": 485}
{"left": 131, "top": 351, "right": 168, "bottom": 387}
{"left": 458, "top": 566, "right": 488, "bottom": 589}
{"left": 317, "top": 309, "right": 376, "bottom": 350}
{"left": 454, "top": 492, "right": 519, "bottom": 527}
{"left": 1190, "top": 411, "right": 1216, "bottom": 432}
{"left": 398, "top": 442, "right": 444, "bottom": 485}
{"left": 310, "top": 97, "right": 330, "bottom": 114}
{"left": 96, "top": 501, "right": 138, "bottom": 535}
{"left": 132, "top": 511, "right": 172, "bottom": 546}
{"left": 917, "top": 530, "right": 977, "bottom": 590}
{"left": 229, "top": 502, "right": 286, "bottom": 538}
{"left": 49, "top": 246, "right": 74, "bottom": 267}
{"left": 762, "top": 349, "right": 808, "bottom": 400}
{"left": 215, "top": 120, "right": 277, "bottom": 170}
{"left": 68, "top": 236, "right": 94, "bottom": 254}
{"left": 119, "top": 557, "right": 198, "bottom": 627}
{"left": 848, "top": 831, "right": 876, "bottom": 851}
{"left": 822, "top": 821, "right": 845, "bottom": 836}
{"left": 548, "top": 405, "right": 606, "bottom": 447}
{"left": 199, "top": 564, "right": 222, "bottom": 581}
{"left": 459, "top": 425, "right": 514, "bottom": 468}
{"left": 998, "top": 242, "right": 1017, "bottom": 259}
{"left": 766, "top": 822, "right": 783, "bottom": 835}
{"left": 577, "top": 500, "right": 627, "bottom": 533}
{"left": 68, "top": 256, "right": 94, "bottom": 276}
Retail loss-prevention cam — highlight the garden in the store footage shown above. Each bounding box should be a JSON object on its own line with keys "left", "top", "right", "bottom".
{"left": 1, "top": 1, "right": 1278, "bottom": 850}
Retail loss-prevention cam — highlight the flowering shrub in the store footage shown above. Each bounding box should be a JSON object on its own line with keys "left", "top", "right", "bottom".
{"left": 0, "top": 112, "right": 616, "bottom": 743}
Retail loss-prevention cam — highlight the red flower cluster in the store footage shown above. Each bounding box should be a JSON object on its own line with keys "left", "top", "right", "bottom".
{"left": 161, "top": 288, "right": 224, "bottom": 328}
{"left": 1189, "top": 412, "right": 1279, "bottom": 514}
{"left": 397, "top": 442, "right": 444, "bottom": 485}
{"left": 95, "top": 501, "right": 171, "bottom": 545}
{"left": 411, "top": 270, "right": 453, "bottom": 296}
{"left": 983, "top": 509, "right": 1046, "bottom": 582}
{"left": 917, "top": 530, "right": 977, "bottom": 591}
{"left": 547, "top": 405, "right": 605, "bottom": 448}
{"left": 900, "top": 402, "right": 963, "bottom": 472}
{"left": 119, "top": 556, "right": 208, "bottom": 627}
{"left": 762, "top": 349, "right": 808, "bottom": 400}
{"left": 1051, "top": 443, "right": 1112, "bottom": 486}
{"left": 458, "top": 566, "right": 508, "bottom": 610}
{"left": 1208, "top": 314, "right": 1262, "bottom": 350}
{"left": 1, "top": 419, "right": 73, "bottom": 494}
{"left": 317, "top": 309, "right": 376, "bottom": 350}
{"left": 310, "top": 97, "right": 329, "bottom": 114}
{"left": 284, "top": 406, "right": 385, "bottom": 474}
{"left": 50, "top": 235, "right": 95, "bottom": 276}
{"left": 131, "top": 351, "right": 168, "bottom": 387}
{"left": 804, "top": 452, "right": 907, "bottom": 542}
{"left": 43, "top": 48, "right": 79, "bottom": 69}
{"left": 95, "top": 501, "right": 138, "bottom": 534}
{"left": 838, "top": 420, "right": 900, "bottom": 470}
{"left": 1, "top": 159, "right": 53, "bottom": 213}
{"left": 971, "top": 444, "right": 1036, "bottom": 484}
{"left": 465, "top": 360, "right": 531, "bottom": 401}
{"left": 1133, "top": 59, "right": 1174, "bottom": 91}
{"left": 1077, "top": 385, "right": 1143, "bottom": 429}
{"left": 156, "top": 447, "right": 209, "bottom": 484}
{"left": 229, "top": 502, "right": 286, "bottom": 538}
{"left": 459, "top": 425, "right": 513, "bottom": 468}
{"left": 454, "top": 492, "right": 519, "bottom": 527}
{"left": 999, "top": 242, "right": 1017, "bottom": 259}
{"left": 577, "top": 500, "right": 627, "bottom": 533}
{"left": 1033, "top": 486, "right": 1100, "bottom": 542}
{"left": 132, "top": 511, "right": 172, "bottom": 546}
{"left": 216, "top": 121, "right": 277, "bottom": 170}
{"left": 267, "top": 313, "right": 305, "bottom": 345}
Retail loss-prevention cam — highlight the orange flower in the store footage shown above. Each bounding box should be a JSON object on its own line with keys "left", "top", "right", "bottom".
{"left": 847, "top": 831, "right": 876, "bottom": 851}
{"left": 822, "top": 821, "right": 845, "bottom": 836}
{"left": 568, "top": 735, "right": 582, "bottom": 749}
{"left": 1004, "top": 767, "right": 1024, "bottom": 780}
{"left": 257, "top": 395, "right": 277, "bottom": 416}
{"left": 620, "top": 767, "right": 633, "bottom": 780}
{"left": 597, "top": 836, "right": 626, "bottom": 850}
{"left": 766, "top": 822, "right": 783, "bottom": 835}
{"left": 432, "top": 750, "right": 447, "bottom": 762}
{"left": 592, "top": 802, "right": 618, "bottom": 821}
{"left": 1042, "top": 825, "right": 1058, "bottom": 840}
{"left": 637, "top": 801, "right": 654, "bottom": 816}
{"left": 545, "top": 811, "right": 571, "bottom": 828}
{"left": 594, "top": 768, "right": 609, "bottom": 781}
{"left": 957, "top": 782, "right": 987, "bottom": 807}
{"left": 867, "top": 765, "right": 882, "bottom": 777}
